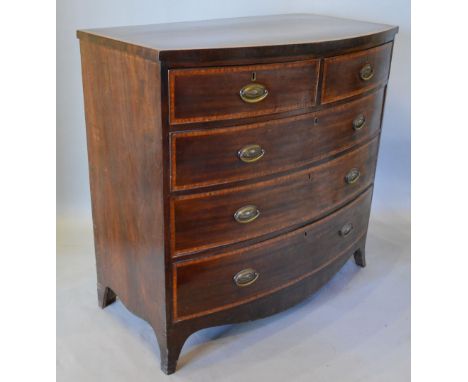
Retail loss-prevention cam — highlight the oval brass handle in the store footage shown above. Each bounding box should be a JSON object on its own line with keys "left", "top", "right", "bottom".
{"left": 339, "top": 223, "right": 354, "bottom": 237}
{"left": 238, "top": 144, "right": 265, "bottom": 163}
{"left": 360, "top": 63, "right": 374, "bottom": 81}
{"left": 345, "top": 168, "right": 361, "bottom": 184}
{"left": 234, "top": 268, "right": 259, "bottom": 287}
{"left": 234, "top": 205, "right": 260, "bottom": 224}
{"left": 352, "top": 114, "right": 366, "bottom": 131}
{"left": 239, "top": 83, "right": 269, "bottom": 103}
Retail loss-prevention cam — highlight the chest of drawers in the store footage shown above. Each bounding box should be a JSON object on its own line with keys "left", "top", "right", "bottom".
{"left": 77, "top": 14, "right": 398, "bottom": 374}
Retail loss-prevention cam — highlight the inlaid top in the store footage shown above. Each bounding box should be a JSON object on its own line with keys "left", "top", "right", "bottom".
{"left": 79, "top": 14, "right": 396, "bottom": 50}
{"left": 77, "top": 14, "right": 398, "bottom": 63}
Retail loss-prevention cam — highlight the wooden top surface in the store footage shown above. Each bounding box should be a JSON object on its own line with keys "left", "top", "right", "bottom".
{"left": 77, "top": 14, "right": 398, "bottom": 63}
{"left": 78, "top": 14, "right": 396, "bottom": 50}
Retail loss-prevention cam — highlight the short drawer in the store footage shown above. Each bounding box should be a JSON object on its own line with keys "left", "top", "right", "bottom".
{"left": 171, "top": 89, "right": 384, "bottom": 190}
{"left": 173, "top": 187, "right": 373, "bottom": 321}
{"left": 171, "top": 137, "right": 379, "bottom": 255}
{"left": 321, "top": 43, "right": 393, "bottom": 104}
{"left": 169, "top": 60, "right": 320, "bottom": 124}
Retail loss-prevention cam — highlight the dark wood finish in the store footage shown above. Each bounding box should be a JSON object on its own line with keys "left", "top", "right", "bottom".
{"left": 172, "top": 138, "right": 379, "bottom": 256}
{"left": 77, "top": 14, "right": 398, "bottom": 65}
{"left": 171, "top": 89, "right": 384, "bottom": 190}
{"left": 97, "top": 284, "right": 116, "bottom": 309}
{"left": 169, "top": 60, "right": 319, "bottom": 124}
{"left": 166, "top": 86, "right": 387, "bottom": 132}
{"left": 174, "top": 188, "right": 372, "bottom": 320}
{"left": 354, "top": 248, "right": 367, "bottom": 267}
{"left": 77, "top": 14, "right": 397, "bottom": 374}
{"left": 79, "top": 39, "right": 168, "bottom": 354}
{"left": 164, "top": 238, "right": 365, "bottom": 374}
{"left": 321, "top": 43, "right": 393, "bottom": 104}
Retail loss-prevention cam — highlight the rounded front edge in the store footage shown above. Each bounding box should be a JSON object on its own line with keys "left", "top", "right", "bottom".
{"left": 159, "top": 28, "right": 398, "bottom": 67}
{"left": 172, "top": 234, "right": 365, "bottom": 326}
{"left": 161, "top": 235, "right": 367, "bottom": 373}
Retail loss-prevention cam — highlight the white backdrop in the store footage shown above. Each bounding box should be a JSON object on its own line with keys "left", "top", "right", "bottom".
{"left": 57, "top": 0, "right": 410, "bottom": 221}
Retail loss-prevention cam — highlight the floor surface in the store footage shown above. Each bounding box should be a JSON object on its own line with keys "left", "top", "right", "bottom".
{"left": 57, "top": 210, "right": 410, "bottom": 381}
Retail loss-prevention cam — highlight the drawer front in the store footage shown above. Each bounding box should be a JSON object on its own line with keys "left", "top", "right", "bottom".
{"left": 172, "top": 137, "right": 379, "bottom": 255}
{"left": 321, "top": 43, "right": 392, "bottom": 104}
{"left": 169, "top": 60, "right": 320, "bottom": 124}
{"left": 171, "top": 89, "right": 384, "bottom": 190}
{"left": 173, "top": 187, "right": 373, "bottom": 321}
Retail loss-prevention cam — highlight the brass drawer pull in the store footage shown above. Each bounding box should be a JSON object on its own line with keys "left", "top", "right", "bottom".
{"left": 238, "top": 144, "right": 265, "bottom": 163}
{"left": 234, "top": 205, "right": 260, "bottom": 224}
{"left": 360, "top": 63, "right": 374, "bottom": 81}
{"left": 345, "top": 168, "right": 361, "bottom": 184}
{"left": 239, "top": 83, "right": 269, "bottom": 103}
{"left": 234, "top": 268, "right": 259, "bottom": 287}
{"left": 339, "top": 223, "right": 354, "bottom": 237}
{"left": 352, "top": 114, "right": 366, "bottom": 130}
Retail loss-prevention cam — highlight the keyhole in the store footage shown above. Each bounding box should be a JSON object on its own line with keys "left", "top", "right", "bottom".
{"left": 251, "top": 72, "right": 256, "bottom": 82}
{"left": 314, "top": 117, "right": 319, "bottom": 125}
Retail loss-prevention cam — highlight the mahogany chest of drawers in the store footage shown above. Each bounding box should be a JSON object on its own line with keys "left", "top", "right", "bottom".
{"left": 77, "top": 14, "right": 398, "bottom": 374}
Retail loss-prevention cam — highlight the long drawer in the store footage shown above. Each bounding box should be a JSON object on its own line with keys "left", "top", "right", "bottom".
{"left": 173, "top": 187, "right": 373, "bottom": 321}
{"left": 171, "top": 137, "right": 379, "bottom": 256}
{"left": 169, "top": 60, "right": 320, "bottom": 125}
{"left": 171, "top": 89, "right": 384, "bottom": 190}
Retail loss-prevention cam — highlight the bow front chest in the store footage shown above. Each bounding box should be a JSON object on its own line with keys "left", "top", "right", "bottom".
{"left": 77, "top": 14, "right": 398, "bottom": 374}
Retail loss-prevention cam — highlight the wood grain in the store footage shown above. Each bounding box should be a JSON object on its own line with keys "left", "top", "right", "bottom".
{"left": 79, "top": 39, "right": 167, "bottom": 343}
{"left": 77, "top": 14, "right": 397, "bottom": 373}
{"left": 172, "top": 138, "right": 379, "bottom": 256}
{"left": 171, "top": 89, "right": 384, "bottom": 190}
{"left": 321, "top": 43, "right": 393, "bottom": 103}
{"left": 174, "top": 188, "right": 373, "bottom": 321}
{"left": 169, "top": 60, "right": 320, "bottom": 124}
{"left": 77, "top": 14, "right": 397, "bottom": 65}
